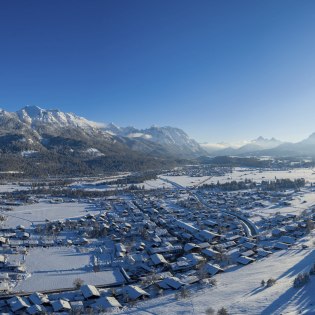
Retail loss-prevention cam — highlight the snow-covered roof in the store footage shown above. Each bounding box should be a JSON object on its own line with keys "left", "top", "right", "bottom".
{"left": 150, "top": 253, "right": 168, "bottom": 265}
{"left": 81, "top": 284, "right": 100, "bottom": 299}
{"left": 8, "top": 296, "right": 30, "bottom": 312}
{"left": 236, "top": 256, "right": 255, "bottom": 265}
{"left": 51, "top": 299, "right": 71, "bottom": 312}
{"left": 29, "top": 292, "right": 49, "bottom": 305}
{"left": 205, "top": 263, "right": 224, "bottom": 276}
{"left": 92, "top": 296, "right": 122, "bottom": 309}
{"left": 201, "top": 248, "right": 219, "bottom": 258}
{"left": 122, "top": 285, "right": 150, "bottom": 300}
{"left": 27, "top": 304, "right": 46, "bottom": 315}
{"left": 158, "top": 277, "right": 184, "bottom": 290}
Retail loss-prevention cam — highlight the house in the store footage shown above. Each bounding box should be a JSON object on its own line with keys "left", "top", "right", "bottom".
{"left": 0, "top": 255, "right": 6, "bottom": 267}
{"left": 70, "top": 301, "right": 84, "bottom": 312}
{"left": 203, "top": 248, "right": 220, "bottom": 258}
{"left": 241, "top": 250, "right": 255, "bottom": 257}
{"left": 183, "top": 243, "right": 200, "bottom": 252}
{"left": 16, "top": 231, "right": 30, "bottom": 239}
{"left": 8, "top": 296, "right": 30, "bottom": 313}
{"left": 243, "top": 242, "right": 257, "bottom": 250}
{"left": 0, "top": 237, "right": 8, "bottom": 245}
{"left": 236, "top": 256, "right": 255, "bottom": 265}
{"left": 150, "top": 253, "right": 168, "bottom": 265}
{"left": 27, "top": 304, "right": 47, "bottom": 315}
{"left": 274, "top": 242, "right": 288, "bottom": 250}
{"left": 205, "top": 263, "right": 224, "bottom": 276}
{"left": 279, "top": 235, "right": 295, "bottom": 245}
{"left": 272, "top": 228, "right": 286, "bottom": 237}
{"left": 226, "top": 248, "right": 241, "bottom": 261}
{"left": 196, "top": 230, "right": 221, "bottom": 242}
{"left": 256, "top": 248, "right": 272, "bottom": 257}
{"left": 81, "top": 284, "right": 100, "bottom": 299}
{"left": 204, "top": 219, "right": 218, "bottom": 227}
{"left": 122, "top": 285, "right": 150, "bottom": 300}
{"left": 197, "top": 242, "right": 211, "bottom": 250}
{"left": 51, "top": 299, "right": 71, "bottom": 312}
{"left": 158, "top": 277, "right": 184, "bottom": 290}
{"left": 185, "top": 253, "right": 204, "bottom": 265}
{"left": 115, "top": 243, "right": 127, "bottom": 257}
{"left": 170, "top": 259, "right": 193, "bottom": 272}
{"left": 175, "top": 220, "right": 199, "bottom": 234}
{"left": 29, "top": 292, "right": 49, "bottom": 305}
{"left": 92, "top": 296, "right": 122, "bottom": 310}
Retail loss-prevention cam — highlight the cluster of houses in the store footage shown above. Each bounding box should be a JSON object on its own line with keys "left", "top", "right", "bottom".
{"left": 0, "top": 173, "right": 314, "bottom": 313}
{"left": 162, "top": 166, "right": 231, "bottom": 178}
{"left": 0, "top": 283, "right": 151, "bottom": 314}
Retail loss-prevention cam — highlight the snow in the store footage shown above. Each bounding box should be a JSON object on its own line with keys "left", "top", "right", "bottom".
{"left": 251, "top": 188, "right": 315, "bottom": 218}
{"left": 2, "top": 201, "right": 93, "bottom": 229}
{"left": 0, "top": 183, "right": 30, "bottom": 193}
{"left": 159, "top": 167, "right": 315, "bottom": 189}
{"left": 208, "top": 167, "right": 315, "bottom": 185}
{"left": 13, "top": 247, "right": 125, "bottom": 292}
{"left": 117, "top": 235, "right": 315, "bottom": 315}
{"left": 85, "top": 148, "right": 105, "bottom": 157}
{"left": 159, "top": 175, "right": 214, "bottom": 188}
{"left": 16, "top": 106, "right": 105, "bottom": 131}
{"left": 127, "top": 133, "right": 152, "bottom": 139}
{"left": 136, "top": 178, "right": 174, "bottom": 190}
{"left": 21, "top": 150, "right": 38, "bottom": 157}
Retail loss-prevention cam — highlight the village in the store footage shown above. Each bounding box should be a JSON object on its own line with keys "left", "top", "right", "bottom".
{"left": 0, "top": 165, "right": 314, "bottom": 314}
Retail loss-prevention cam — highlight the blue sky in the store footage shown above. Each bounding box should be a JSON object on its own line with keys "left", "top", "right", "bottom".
{"left": 0, "top": 1, "right": 314, "bottom": 143}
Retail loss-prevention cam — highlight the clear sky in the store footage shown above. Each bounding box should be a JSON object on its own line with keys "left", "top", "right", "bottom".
{"left": 0, "top": 1, "right": 315, "bottom": 144}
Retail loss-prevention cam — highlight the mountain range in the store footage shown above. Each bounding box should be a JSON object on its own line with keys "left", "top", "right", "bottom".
{"left": 1, "top": 105, "right": 315, "bottom": 177}
{"left": 0, "top": 106, "right": 206, "bottom": 176}
{"left": 202, "top": 135, "right": 315, "bottom": 158}
{"left": 201, "top": 137, "right": 283, "bottom": 155}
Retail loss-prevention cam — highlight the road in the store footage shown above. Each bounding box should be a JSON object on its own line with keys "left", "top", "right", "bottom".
{"left": 159, "top": 176, "right": 258, "bottom": 237}
{"left": 194, "top": 192, "right": 258, "bottom": 237}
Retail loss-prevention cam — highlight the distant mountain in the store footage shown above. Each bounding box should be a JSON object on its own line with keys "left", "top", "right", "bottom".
{"left": 10, "top": 105, "right": 204, "bottom": 157}
{"left": 262, "top": 133, "right": 315, "bottom": 157}
{"left": 102, "top": 124, "right": 205, "bottom": 157}
{"left": 202, "top": 137, "right": 283, "bottom": 156}
{"left": 0, "top": 106, "right": 206, "bottom": 176}
{"left": 204, "top": 134, "right": 315, "bottom": 158}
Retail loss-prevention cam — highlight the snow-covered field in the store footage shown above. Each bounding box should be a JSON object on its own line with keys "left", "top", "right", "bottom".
{"left": 136, "top": 178, "right": 174, "bottom": 190}
{"left": 1, "top": 201, "right": 95, "bottom": 229}
{"left": 160, "top": 168, "right": 315, "bottom": 189}
{"left": 208, "top": 167, "right": 315, "bottom": 185}
{"left": 0, "top": 183, "right": 30, "bottom": 192}
{"left": 117, "top": 236, "right": 315, "bottom": 315}
{"left": 69, "top": 173, "right": 131, "bottom": 191}
{"left": 14, "top": 247, "right": 125, "bottom": 292}
{"left": 251, "top": 188, "right": 315, "bottom": 219}
{"left": 159, "top": 175, "right": 212, "bottom": 188}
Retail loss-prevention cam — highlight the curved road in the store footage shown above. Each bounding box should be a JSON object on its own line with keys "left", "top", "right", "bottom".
{"left": 194, "top": 192, "right": 258, "bottom": 237}
{"left": 159, "top": 176, "right": 258, "bottom": 237}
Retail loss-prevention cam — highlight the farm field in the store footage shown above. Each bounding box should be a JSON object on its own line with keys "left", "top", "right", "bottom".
{"left": 13, "top": 247, "right": 125, "bottom": 292}
{"left": 1, "top": 201, "right": 97, "bottom": 229}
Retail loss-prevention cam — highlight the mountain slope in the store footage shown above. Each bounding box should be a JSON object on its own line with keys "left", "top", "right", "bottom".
{"left": 0, "top": 105, "right": 204, "bottom": 176}
{"left": 102, "top": 124, "right": 206, "bottom": 158}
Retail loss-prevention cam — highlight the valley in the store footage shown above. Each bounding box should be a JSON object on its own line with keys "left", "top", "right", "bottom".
{"left": 0, "top": 164, "right": 314, "bottom": 314}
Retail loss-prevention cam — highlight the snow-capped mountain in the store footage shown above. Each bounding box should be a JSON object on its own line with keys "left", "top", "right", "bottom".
{"left": 202, "top": 137, "right": 283, "bottom": 156}
{"left": 103, "top": 125, "right": 204, "bottom": 157}
{"left": 0, "top": 105, "right": 205, "bottom": 159}
{"left": 16, "top": 106, "right": 105, "bottom": 131}
{"left": 250, "top": 136, "right": 283, "bottom": 149}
